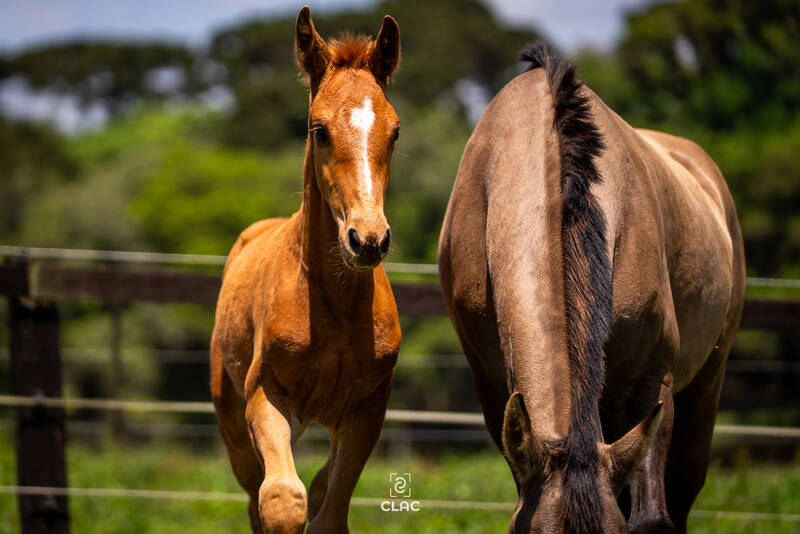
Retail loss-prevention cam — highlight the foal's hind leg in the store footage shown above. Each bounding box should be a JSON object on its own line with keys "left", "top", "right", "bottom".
{"left": 307, "top": 442, "right": 336, "bottom": 522}
{"left": 210, "top": 343, "right": 263, "bottom": 532}
{"left": 664, "top": 341, "right": 729, "bottom": 534}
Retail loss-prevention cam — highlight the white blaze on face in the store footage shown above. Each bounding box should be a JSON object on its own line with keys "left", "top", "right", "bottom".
{"left": 349, "top": 97, "right": 376, "bottom": 198}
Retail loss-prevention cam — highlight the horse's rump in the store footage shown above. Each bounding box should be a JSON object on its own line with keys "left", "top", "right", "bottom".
{"left": 438, "top": 42, "right": 745, "bottom": 534}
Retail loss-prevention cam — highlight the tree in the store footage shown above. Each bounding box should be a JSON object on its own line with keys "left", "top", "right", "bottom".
{"left": 3, "top": 42, "right": 208, "bottom": 115}
{"left": 588, "top": 0, "right": 800, "bottom": 277}
{"left": 0, "top": 117, "right": 77, "bottom": 237}
{"left": 618, "top": 0, "right": 800, "bottom": 130}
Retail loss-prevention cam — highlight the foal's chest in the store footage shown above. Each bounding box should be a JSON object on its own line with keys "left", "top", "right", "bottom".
{"left": 262, "top": 296, "right": 400, "bottom": 428}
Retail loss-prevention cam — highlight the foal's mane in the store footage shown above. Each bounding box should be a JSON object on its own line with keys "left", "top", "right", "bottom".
{"left": 328, "top": 33, "right": 374, "bottom": 69}
{"left": 521, "top": 42, "right": 612, "bottom": 533}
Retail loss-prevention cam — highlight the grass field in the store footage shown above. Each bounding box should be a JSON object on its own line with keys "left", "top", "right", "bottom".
{"left": 1, "top": 432, "right": 799, "bottom": 533}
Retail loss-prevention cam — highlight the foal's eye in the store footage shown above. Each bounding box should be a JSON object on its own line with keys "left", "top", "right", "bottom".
{"left": 390, "top": 128, "right": 400, "bottom": 145}
{"left": 312, "top": 126, "right": 329, "bottom": 145}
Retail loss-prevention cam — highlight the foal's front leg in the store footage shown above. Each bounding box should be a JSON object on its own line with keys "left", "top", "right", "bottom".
{"left": 627, "top": 374, "right": 676, "bottom": 534}
{"left": 306, "top": 378, "right": 392, "bottom": 534}
{"left": 246, "top": 385, "right": 307, "bottom": 534}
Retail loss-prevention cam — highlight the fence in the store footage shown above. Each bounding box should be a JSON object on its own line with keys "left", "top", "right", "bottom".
{"left": 2, "top": 247, "right": 800, "bottom": 533}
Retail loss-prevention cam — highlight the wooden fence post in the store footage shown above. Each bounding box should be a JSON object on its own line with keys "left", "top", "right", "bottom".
{"left": 9, "top": 295, "right": 70, "bottom": 534}
{"left": 109, "top": 302, "right": 126, "bottom": 440}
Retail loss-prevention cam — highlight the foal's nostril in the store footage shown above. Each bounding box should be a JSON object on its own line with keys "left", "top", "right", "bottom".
{"left": 347, "top": 227, "right": 362, "bottom": 256}
{"left": 379, "top": 228, "right": 391, "bottom": 256}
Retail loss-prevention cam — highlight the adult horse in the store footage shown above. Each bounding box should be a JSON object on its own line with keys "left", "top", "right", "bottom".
{"left": 438, "top": 42, "right": 744, "bottom": 533}
{"left": 210, "top": 7, "right": 402, "bottom": 533}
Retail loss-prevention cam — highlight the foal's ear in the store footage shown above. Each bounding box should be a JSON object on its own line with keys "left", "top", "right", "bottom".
{"left": 502, "top": 392, "right": 544, "bottom": 480}
{"left": 295, "top": 6, "right": 330, "bottom": 92}
{"left": 370, "top": 15, "right": 401, "bottom": 85}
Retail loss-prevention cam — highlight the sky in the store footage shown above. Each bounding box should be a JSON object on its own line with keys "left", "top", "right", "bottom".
{"left": 0, "top": 0, "right": 654, "bottom": 54}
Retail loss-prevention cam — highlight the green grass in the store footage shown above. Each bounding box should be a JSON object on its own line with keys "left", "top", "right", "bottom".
{"left": 0, "top": 431, "right": 798, "bottom": 533}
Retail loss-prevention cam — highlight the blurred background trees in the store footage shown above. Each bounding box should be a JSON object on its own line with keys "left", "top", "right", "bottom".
{"left": 2, "top": 0, "right": 798, "bottom": 273}
{"left": 0, "top": 0, "right": 798, "bottom": 420}
{"left": 608, "top": 0, "right": 800, "bottom": 278}
{"left": 0, "top": 0, "right": 531, "bottom": 265}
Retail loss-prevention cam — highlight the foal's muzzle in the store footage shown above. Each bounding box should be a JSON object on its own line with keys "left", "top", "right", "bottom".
{"left": 343, "top": 226, "right": 391, "bottom": 269}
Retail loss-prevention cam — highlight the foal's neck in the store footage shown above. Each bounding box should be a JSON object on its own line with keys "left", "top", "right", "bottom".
{"left": 299, "top": 144, "right": 373, "bottom": 294}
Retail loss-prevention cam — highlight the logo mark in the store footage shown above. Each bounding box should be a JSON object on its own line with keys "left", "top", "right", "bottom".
{"left": 381, "top": 472, "right": 420, "bottom": 512}
{"left": 389, "top": 472, "right": 411, "bottom": 498}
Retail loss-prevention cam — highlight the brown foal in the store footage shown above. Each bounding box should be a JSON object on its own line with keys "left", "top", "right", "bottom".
{"left": 210, "top": 7, "right": 402, "bottom": 533}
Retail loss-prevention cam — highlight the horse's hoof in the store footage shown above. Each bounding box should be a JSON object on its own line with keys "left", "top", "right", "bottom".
{"left": 629, "top": 517, "right": 677, "bottom": 534}
{"left": 306, "top": 519, "right": 348, "bottom": 534}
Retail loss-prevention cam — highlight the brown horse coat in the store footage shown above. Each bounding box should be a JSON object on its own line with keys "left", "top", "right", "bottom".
{"left": 211, "top": 7, "right": 402, "bottom": 534}
{"left": 438, "top": 43, "right": 744, "bottom": 533}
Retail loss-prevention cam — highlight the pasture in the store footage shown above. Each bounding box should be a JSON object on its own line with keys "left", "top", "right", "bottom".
{"left": 1, "top": 430, "right": 799, "bottom": 533}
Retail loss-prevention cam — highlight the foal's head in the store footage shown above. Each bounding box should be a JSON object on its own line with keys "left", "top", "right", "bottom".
{"left": 295, "top": 6, "right": 400, "bottom": 270}
{"left": 502, "top": 392, "right": 663, "bottom": 533}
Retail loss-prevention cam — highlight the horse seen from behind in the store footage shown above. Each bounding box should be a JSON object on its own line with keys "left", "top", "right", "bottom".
{"left": 211, "top": 7, "right": 403, "bottom": 533}
{"left": 438, "top": 42, "right": 745, "bottom": 533}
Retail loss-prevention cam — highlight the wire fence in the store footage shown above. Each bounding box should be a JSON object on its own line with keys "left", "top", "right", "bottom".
{"left": 0, "top": 485, "right": 798, "bottom": 522}
{"left": 0, "top": 418, "right": 491, "bottom": 443}
{"left": 3, "top": 245, "right": 799, "bottom": 286}
{"left": 1, "top": 394, "right": 799, "bottom": 440}
{"left": 0, "top": 347, "right": 473, "bottom": 368}
{"left": 3, "top": 346, "right": 800, "bottom": 374}
{"left": 0, "top": 246, "right": 439, "bottom": 276}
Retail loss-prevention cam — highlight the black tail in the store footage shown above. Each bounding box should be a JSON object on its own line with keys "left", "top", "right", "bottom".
{"left": 521, "top": 41, "right": 612, "bottom": 534}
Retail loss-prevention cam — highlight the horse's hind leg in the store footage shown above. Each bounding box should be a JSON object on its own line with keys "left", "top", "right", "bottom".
{"left": 664, "top": 341, "right": 730, "bottom": 534}
{"left": 627, "top": 374, "right": 676, "bottom": 534}
{"left": 210, "top": 342, "right": 263, "bottom": 532}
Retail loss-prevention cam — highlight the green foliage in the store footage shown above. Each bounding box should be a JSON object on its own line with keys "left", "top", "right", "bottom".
{"left": 131, "top": 137, "right": 303, "bottom": 255}
{"left": 576, "top": 0, "right": 800, "bottom": 278}
{"left": 616, "top": 0, "right": 800, "bottom": 130}
{"left": 10, "top": 109, "right": 305, "bottom": 254}
{"left": 12, "top": 111, "right": 181, "bottom": 250}
{"left": 6, "top": 101, "right": 474, "bottom": 260}
{"left": 388, "top": 105, "right": 472, "bottom": 262}
{"left": 697, "top": 119, "right": 800, "bottom": 277}
{"left": 0, "top": 117, "right": 77, "bottom": 237}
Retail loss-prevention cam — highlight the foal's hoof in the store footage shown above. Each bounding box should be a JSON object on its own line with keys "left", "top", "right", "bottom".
{"left": 258, "top": 477, "right": 307, "bottom": 534}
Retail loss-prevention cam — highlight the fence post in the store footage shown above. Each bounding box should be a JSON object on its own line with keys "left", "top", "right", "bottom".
{"left": 109, "top": 302, "right": 125, "bottom": 440}
{"left": 9, "top": 295, "right": 70, "bottom": 534}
